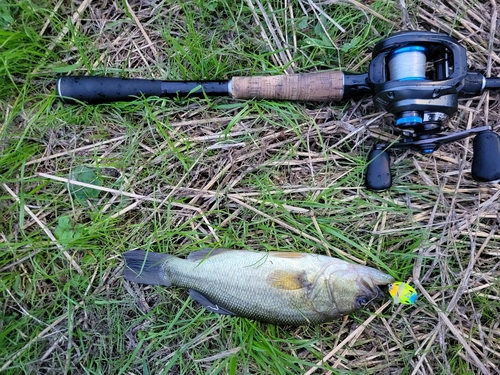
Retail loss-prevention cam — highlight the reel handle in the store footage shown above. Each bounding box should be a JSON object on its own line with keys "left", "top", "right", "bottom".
{"left": 471, "top": 131, "right": 500, "bottom": 182}
{"left": 365, "top": 128, "right": 500, "bottom": 191}
{"left": 365, "top": 148, "right": 392, "bottom": 191}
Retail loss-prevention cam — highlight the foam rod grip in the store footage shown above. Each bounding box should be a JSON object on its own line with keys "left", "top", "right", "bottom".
{"left": 57, "top": 76, "right": 163, "bottom": 104}
{"left": 230, "top": 71, "right": 344, "bottom": 101}
{"left": 471, "top": 131, "right": 500, "bottom": 182}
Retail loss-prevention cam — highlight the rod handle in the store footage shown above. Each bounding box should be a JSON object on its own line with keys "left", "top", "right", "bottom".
{"left": 231, "top": 71, "right": 345, "bottom": 101}
{"left": 57, "top": 76, "right": 163, "bottom": 104}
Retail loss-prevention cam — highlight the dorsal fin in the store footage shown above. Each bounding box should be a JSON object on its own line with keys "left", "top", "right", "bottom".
{"left": 187, "top": 248, "right": 233, "bottom": 262}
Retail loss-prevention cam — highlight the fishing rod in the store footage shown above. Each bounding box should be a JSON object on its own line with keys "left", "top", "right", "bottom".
{"left": 56, "top": 31, "right": 500, "bottom": 190}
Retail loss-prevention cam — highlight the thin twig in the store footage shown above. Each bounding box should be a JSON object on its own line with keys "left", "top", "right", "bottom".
{"left": 2, "top": 183, "right": 83, "bottom": 275}
{"left": 228, "top": 195, "right": 363, "bottom": 263}
{"left": 124, "top": 0, "right": 159, "bottom": 60}
{"left": 304, "top": 301, "right": 391, "bottom": 375}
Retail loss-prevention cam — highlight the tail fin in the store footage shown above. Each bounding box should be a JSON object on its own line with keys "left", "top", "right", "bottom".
{"left": 123, "top": 249, "right": 172, "bottom": 286}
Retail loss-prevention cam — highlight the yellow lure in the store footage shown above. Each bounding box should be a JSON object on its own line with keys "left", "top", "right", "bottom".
{"left": 388, "top": 282, "right": 417, "bottom": 305}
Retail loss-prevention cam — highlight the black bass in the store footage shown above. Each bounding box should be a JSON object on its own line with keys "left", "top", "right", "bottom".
{"left": 123, "top": 249, "right": 394, "bottom": 325}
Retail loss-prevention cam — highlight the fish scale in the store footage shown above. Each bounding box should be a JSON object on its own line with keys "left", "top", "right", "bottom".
{"left": 165, "top": 254, "right": 299, "bottom": 323}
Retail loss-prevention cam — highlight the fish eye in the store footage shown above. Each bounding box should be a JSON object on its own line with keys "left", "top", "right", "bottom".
{"left": 356, "top": 296, "right": 369, "bottom": 307}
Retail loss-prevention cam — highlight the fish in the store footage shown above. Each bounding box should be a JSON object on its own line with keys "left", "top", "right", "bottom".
{"left": 122, "top": 249, "right": 395, "bottom": 325}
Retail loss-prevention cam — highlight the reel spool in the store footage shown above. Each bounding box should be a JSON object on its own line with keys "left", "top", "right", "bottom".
{"left": 365, "top": 31, "right": 500, "bottom": 191}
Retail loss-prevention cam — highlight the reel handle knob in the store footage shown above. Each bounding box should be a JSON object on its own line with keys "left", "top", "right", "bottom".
{"left": 471, "top": 131, "right": 500, "bottom": 182}
{"left": 365, "top": 148, "right": 392, "bottom": 191}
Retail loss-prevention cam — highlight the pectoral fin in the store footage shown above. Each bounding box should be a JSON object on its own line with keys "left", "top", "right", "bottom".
{"left": 267, "top": 270, "right": 310, "bottom": 290}
{"left": 188, "top": 290, "right": 236, "bottom": 316}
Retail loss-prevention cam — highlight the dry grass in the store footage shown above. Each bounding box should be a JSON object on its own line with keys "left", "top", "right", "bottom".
{"left": 1, "top": 0, "right": 500, "bottom": 374}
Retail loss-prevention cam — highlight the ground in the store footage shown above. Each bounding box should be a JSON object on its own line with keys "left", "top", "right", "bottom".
{"left": 1, "top": 0, "right": 499, "bottom": 374}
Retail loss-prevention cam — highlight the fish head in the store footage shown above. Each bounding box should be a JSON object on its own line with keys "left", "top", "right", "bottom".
{"left": 326, "top": 263, "right": 395, "bottom": 314}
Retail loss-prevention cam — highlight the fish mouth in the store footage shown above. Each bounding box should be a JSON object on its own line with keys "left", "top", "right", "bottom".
{"left": 355, "top": 279, "right": 387, "bottom": 308}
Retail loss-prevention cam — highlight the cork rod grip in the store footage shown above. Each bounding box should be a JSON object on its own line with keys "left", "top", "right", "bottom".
{"left": 230, "top": 71, "right": 344, "bottom": 101}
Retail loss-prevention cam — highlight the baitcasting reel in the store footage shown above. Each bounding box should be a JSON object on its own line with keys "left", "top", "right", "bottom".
{"left": 364, "top": 31, "right": 500, "bottom": 190}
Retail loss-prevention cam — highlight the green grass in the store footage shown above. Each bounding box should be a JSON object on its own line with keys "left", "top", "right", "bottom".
{"left": 1, "top": 0, "right": 500, "bottom": 374}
